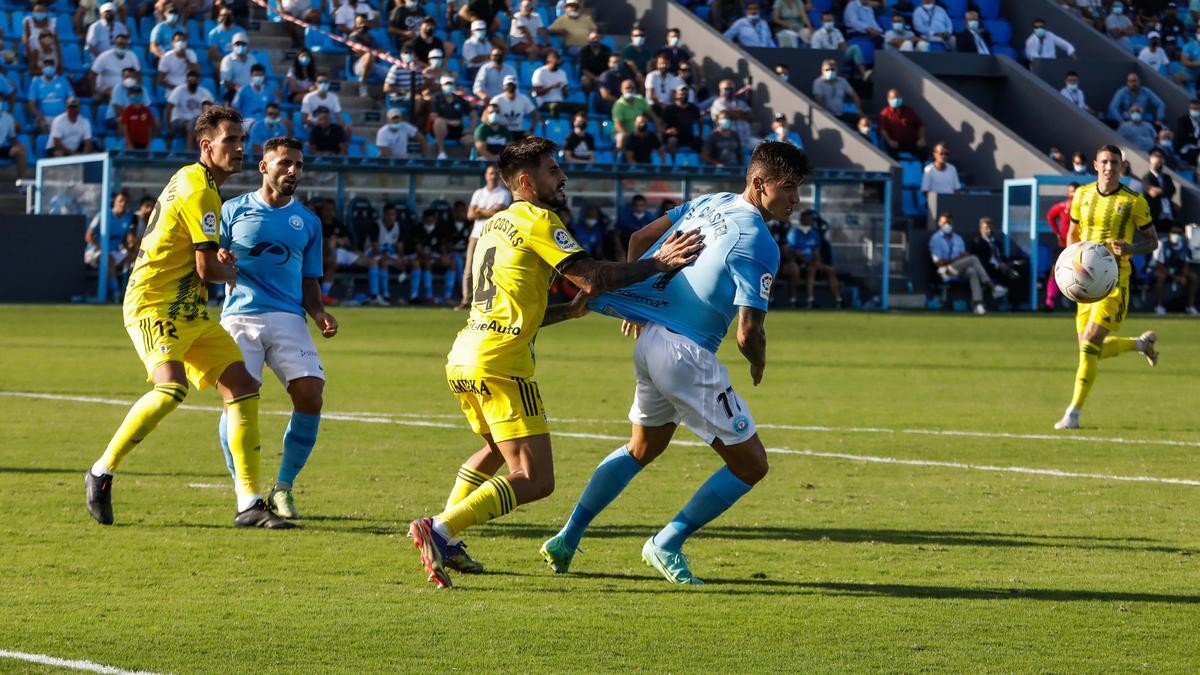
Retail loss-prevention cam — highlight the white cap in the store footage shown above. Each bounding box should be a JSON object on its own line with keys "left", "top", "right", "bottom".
{"left": 429, "top": 49, "right": 444, "bottom": 57}
{"left": 471, "top": 19, "right": 487, "bottom": 31}
{"left": 99, "top": 2, "right": 116, "bottom": 13}
{"left": 1148, "top": 30, "right": 1161, "bottom": 39}
{"left": 440, "top": 74, "right": 455, "bottom": 85}
{"left": 503, "top": 74, "right": 518, "bottom": 85}
{"left": 387, "top": 108, "right": 403, "bottom": 120}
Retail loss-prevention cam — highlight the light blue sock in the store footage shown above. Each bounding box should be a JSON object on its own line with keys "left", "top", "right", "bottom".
{"left": 277, "top": 411, "right": 320, "bottom": 486}
{"left": 422, "top": 268, "right": 433, "bottom": 298}
{"left": 652, "top": 466, "right": 751, "bottom": 552}
{"left": 379, "top": 266, "right": 391, "bottom": 297}
{"left": 559, "top": 446, "right": 642, "bottom": 549}
{"left": 218, "top": 410, "right": 235, "bottom": 481}
{"left": 443, "top": 268, "right": 457, "bottom": 300}
{"left": 368, "top": 266, "right": 380, "bottom": 296}
{"left": 410, "top": 269, "right": 421, "bottom": 299}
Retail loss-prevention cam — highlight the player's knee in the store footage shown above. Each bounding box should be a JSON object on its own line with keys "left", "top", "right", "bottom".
{"left": 733, "top": 455, "right": 769, "bottom": 485}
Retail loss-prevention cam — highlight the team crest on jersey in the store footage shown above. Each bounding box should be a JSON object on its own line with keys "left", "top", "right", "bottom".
{"left": 289, "top": 215, "right": 304, "bottom": 230}
{"left": 732, "top": 415, "right": 750, "bottom": 433}
{"left": 759, "top": 273, "right": 774, "bottom": 300}
{"left": 552, "top": 228, "right": 578, "bottom": 251}
{"left": 1116, "top": 204, "right": 1128, "bottom": 215}
{"left": 202, "top": 211, "right": 217, "bottom": 235}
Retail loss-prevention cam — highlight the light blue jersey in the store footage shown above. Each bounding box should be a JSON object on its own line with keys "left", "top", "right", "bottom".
{"left": 589, "top": 192, "right": 780, "bottom": 353}
{"left": 220, "top": 191, "right": 324, "bottom": 318}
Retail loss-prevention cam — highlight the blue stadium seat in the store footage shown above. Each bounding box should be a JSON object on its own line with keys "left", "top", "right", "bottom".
{"left": 593, "top": 150, "right": 615, "bottom": 164}
{"left": 985, "top": 19, "right": 1011, "bottom": 46}
{"left": 366, "top": 144, "right": 381, "bottom": 158}
{"left": 977, "top": 0, "right": 1000, "bottom": 19}
{"left": 519, "top": 60, "right": 537, "bottom": 89}
{"left": 674, "top": 150, "right": 699, "bottom": 167}
{"left": 62, "top": 43, "right": 85, "bottom": 72}
{"left": 544, "top": 118, "right": 569, "bottom": 144}
{"left": 306, "top": 27, "right": 348, "bottom": 54}
{"left": 169, "top": 137, "right": 188, "bottom": 153}
{"left": 149, "top": 137, "right": 167, "bottom": 152}
{"left": 104, "top": 136, "right": 123, "bottom": 151}
{"left": 34, "top": 133, "right": 48, "bottom": 158}
{"left": 56, "top": 14, "right": 76, "bottom": 41}
{"left": 810, "top": 0, "right": 832, "bottom": 11}
{"left": 848, "top": 36, "right": 875, "bottom": 66}
{"left": 993, "top": 44, "right": 1016, "bottom": 60}
{"left": 944, "top": 0, "right": 967, "bottom": 20}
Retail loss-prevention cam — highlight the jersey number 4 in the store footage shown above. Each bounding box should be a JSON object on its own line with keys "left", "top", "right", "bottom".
{"left": 473, "top": 246, "right": 498, "bottom": 311}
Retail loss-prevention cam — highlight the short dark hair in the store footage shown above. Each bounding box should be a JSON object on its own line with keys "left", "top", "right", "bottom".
{"left": 1068, "top": 181, "right": 1080, "bottom": 189}
{"left": 1066, "top": 70, "right": 1078, "bottom": 78}
{"left": 194, "top": 105, "right": 243, "bottom": 140}
{"left": 263, "top": 136, "right": 303, "bottom": 157}
{"left": 632, "top": 194, "right": 646, "bottom": 204}
{"left": 172, "top": 31, "right": 186, "bottom": 40}
{"left": 1149, "top": 149, "right": 1165, "bottom": 159}
{"left": 251, "top": 64, "right": 265, "bottom": 73}
{"left": 747, "top": 141, "right": 810, "bottom": 185}
{"left": 1095, "top": 144, "right": 1123, "bottom": 159}
{"left": 498, "top": 136, "right": 559, "bottom": 189}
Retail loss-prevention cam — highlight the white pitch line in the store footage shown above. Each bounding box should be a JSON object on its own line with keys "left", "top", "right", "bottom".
{"left": 0, "top": 649, "right": 163, "bottom": 675}
{"left": 4, "top": 390, "right": 1199, "bottom": 487}
{"left": 185, "top": 483, "right": 229, "bottom": 490}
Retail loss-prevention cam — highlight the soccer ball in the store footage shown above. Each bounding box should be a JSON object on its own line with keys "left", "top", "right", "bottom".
{"left": 1054, "top": 241, "right": 1118, "bottom": 303}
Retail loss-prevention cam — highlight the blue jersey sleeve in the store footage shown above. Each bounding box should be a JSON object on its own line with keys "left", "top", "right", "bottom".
{"left": 665, "top": 200, "right": 692, "bottom": 224}
{"left": 301, "top": 213, "right": 324, "bottom": 278}
{"left": 219, "top": 198, "right": 238, "bottom": 249}
{"left": 728, "top": 228, "right": 780, "bottom": 312}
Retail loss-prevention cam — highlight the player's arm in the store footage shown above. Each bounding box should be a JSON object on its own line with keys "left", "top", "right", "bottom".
{"left": 302, "top": 277, "right": 338, "bottom": 337}
{"left": 1113, "top": 223, "right": 1159, "bottom": 257}
{"left": 540, "top": 289, "right": 591, "bottom": 326}
{"left": 559, "top": 228, "right": 704, "bottom": 296}
{"left": 195, "top": 246, "right": 238, "bottom": 283}
{"left": 626, "top": 214, "right": 674, "bottom": 261}
{"left": 736, "top": 305, "right": 767, "bottom": 386}
{"left": 1066, "top": 219, "right": 1081, "bottom": 246}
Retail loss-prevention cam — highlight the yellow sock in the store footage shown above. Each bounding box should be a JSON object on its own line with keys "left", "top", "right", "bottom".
{"left": 95, "top": 383, "right": 188, "bottom": 473}
{"left": 1069, "top": 342, "right": 1101, "bottom": 410}
{"left": 1100, "top": 336, "right": 1138, "bottom": 359}
{"left": 445, "top": 465, "right": 492, "bottom": 510}
{"left": 226, "top": 393, "right": 263, "bottom": 503}
{"left": 437, "top": 476, "right": 516, "bottom": 538}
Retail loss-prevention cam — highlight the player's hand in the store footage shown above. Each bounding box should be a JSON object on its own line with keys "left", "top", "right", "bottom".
{"left": 749, "top": 361, "right": 764, "bottom": 386}
{"left": 620, "top": 320, "right": 643, "bottom": 339}
{"left": 567, "top": 290, "right": 592, "bottom": 319}
{"left": 217, "top": 248, "right": 238, "bottom": 266}
{"left": 1108, "top": 239, "right": 1134, "bottom": 257}
{"left": 654, "top": 229, "right": 705, "bottom": 271}
{"left": 314, "top": 311, "right": 338, "bottom": 338}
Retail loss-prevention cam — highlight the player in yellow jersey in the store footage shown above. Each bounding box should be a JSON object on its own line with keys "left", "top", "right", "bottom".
{"left": 85, "top": 105, "right": 293, "bottom": 529}
{"left": 407, "top": 137, "right": 704, "bottom": 588}
{"left": 1055, "top": 145, "right": 1160, "bottom": 430}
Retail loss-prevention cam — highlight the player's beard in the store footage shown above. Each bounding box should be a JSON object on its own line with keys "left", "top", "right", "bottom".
{"left": 274, "top": 179, "right": 298, "bottom": 196}
{"left": 536, "top": 182, "right": 567, "bottom": 209}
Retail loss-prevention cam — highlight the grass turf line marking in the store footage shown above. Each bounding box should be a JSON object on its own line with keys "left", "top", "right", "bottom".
{"left": 0, "top": 649, "right": 163, "bottom": 675}
{"left": 6, "top": 390, "right": 1200, "bottom": 488}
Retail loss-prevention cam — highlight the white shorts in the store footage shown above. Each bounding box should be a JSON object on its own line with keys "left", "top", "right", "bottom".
{"left": 221, "top": 312, "right": 325, "bottom": 385}
{"left": 335, "top": 247, "right": 361, "bottom": 267}
{"left": 628, "top": 322, "right": 757, "bottom": 446}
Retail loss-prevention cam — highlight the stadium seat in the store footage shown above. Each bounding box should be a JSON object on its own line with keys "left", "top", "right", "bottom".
{"left": 519, "top": 61, "right": 536, "bottom": 89}
{"left": 810, "top": 0, "right": 832, "bottom": 11}
{"left": 56, "top": 14, "right": 76, "bottom": 41}
{"left": 992, "top": 45, "right": 1016, "bottom": 60}
{"left": 985, "top": 19, "right": 1012, "bottom": 46}
{"left": 674, "top": 151, "right": 699, "bottom": 167}
{"left": 976, "top": 0, "right": 1000, "bottom": 19}
{"left": 149, "top": 137, "right": 167, "bottom": 152}
{"left": 544, "top": 118, "right": 569, "bottom": 144}
{"left": 104, "top": 136, "right": 123, "bottom": 151}
{"left": 62, "top": 43, "right": 85, "bottom": 72}
{"left": 306, "top": 27, "right": 348, "bottom": 54}
{"left": 848, "top": 36, "right": 875, "bottom": 66}
{"left": 944, "top": 0, "right": 967, "bottom": 19}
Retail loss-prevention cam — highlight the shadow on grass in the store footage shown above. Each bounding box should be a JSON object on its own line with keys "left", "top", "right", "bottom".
{"left": 0, "top": 466, "right": 228, "bottom": 479}
{"left": 474, "top": 522, "right": 1194, "bottom": 555}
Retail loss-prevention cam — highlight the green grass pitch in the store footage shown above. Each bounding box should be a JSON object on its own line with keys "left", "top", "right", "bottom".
{"left": 1, "top": 306, "right": 1197, "bottom": 672}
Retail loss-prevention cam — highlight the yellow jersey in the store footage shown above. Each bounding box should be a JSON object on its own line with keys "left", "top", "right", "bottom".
{"left": 1069, "top": 181, "right": 1151, "bottom": 273}
{"left": 123, "top": 163, "right": 223, "bottom": 323}
{"left": 447, "top": 200, "right": 586, "bottom": 378}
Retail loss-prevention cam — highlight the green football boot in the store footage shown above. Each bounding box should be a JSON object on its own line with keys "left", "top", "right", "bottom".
{"left": 268, "top": 485, "right": 299, "bottom": 519}
{"left": 641, "top": 538, "right": 704, "bottom": 585}
{"left": 539, "top": 533, "right": 577, "bottom": 574}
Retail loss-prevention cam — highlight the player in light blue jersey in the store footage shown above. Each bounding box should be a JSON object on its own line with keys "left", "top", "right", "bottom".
{"left": 542, "top": 141, "right": 809, "bottom": 584}
{"left": 217, "top": 136, "right": 338, "bottom": 519}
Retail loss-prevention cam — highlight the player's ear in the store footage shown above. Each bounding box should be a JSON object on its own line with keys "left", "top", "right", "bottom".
{"left": 259, "top": 159, "right": 268, "bottom": 175}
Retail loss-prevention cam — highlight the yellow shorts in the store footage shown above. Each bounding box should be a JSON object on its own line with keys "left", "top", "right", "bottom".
{"left": 446, "top": 365, "right": 548, "bottom": 443}
{"left": 1076, "top": 273, "right": 1130, "bottom": 335}
{"left": 126, "top": 314, "right": 243, "bottom": 390}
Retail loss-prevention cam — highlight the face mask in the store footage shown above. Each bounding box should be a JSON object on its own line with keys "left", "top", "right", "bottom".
{"left": 968, "top": 20, "right": 979, "bottom": 31}
{"left": 631, "top": 36, "right": 644, "bottom": 47}
{"left": 299, "top": 54, "right": 311, "bottom": 65}
{"left": 940, "top": 223, "right": 954, "bottom": 234}
{"left": 221, "top": 17, "right": 233, "bottom": 26}
{"left": 1067, "top": 83, "right": 1078, "bottom": 91}
{"left": 33, "top": 11, "right": 47, "bottom": 20}
{"left": 473, "top": 30, "right": 486, "bottom": 39}
{"left": 406, "top": 0, "right": 417, "bottom": 6}
{"left": 266, "top": 114, "right": 280, "bottom": 122}
{"left": 318, "top": 82, "right": 330, "bottom": 92}
{"left": 574, "top": 125, "right": 586, "bottom": 132}
{"left": 858, "top": 125, "right": 870, "bottom": 134}
{"left": 1074, "top": 163, "right": 1086, "bottom": 172}
{"left": 174, "top": 42, "right": 186, "bottom": 53}
{"left": 1113, "top": 5, "right": 1123, "bottom": 14}
{"left": 251, "top": 75, "right": 265, "bottom": 87}
{"left": 1190, "top": 109, "right": 1200, "bottom": 119}
{"left": 1151, "top": 40, "right": 1160, "bottom": 48}
{"left": 166, "top": 13, "right": 178, "bottom": 24}
{"left": 388, "top": 122, "right": 402, "bottom": 131}
{"left": 1034, "top": 27, "right": 1046, "bottom": 38}
{"left": 892, "top": 23, "right": 904, "bottom": 31}
{"left": 42, "top": 66, "right": 54, "bottom": 77}
{"left": 718, "top": 118, "right": 731, "bottom": 130}
{"left": 442, "top": 84, "right": 454, "bottom": 94}
{"left": 234, "top": 44, "right": 248, "bottom": 55}
{"left": 114, "top": 47, "right": 128, "bottom": 58}
{"left": 123, "top": 77, "right": 137, "bottom": 88}
{"left": 567, "top": 10, "right": 579, "bottom": 17}
{"left": 623, "top": 91, "right": 636, "bottom": 100}
{"left": 747, "top": 13, "right": 759, "bottom": 20}
{"left": 798, "top": 224, "right": 811, "bottom": 233}
{"left": 1161, "top": 140, "right": 1173, "bottom": 149}
{"left": 401, "top": 53, "right": 414, "bottom": 63}
{"left": 431, "top": 58, "right": 443, "bottom": 67}
{"left": 822, "top": 70, "right": 836, "bottom": 81}
{"left": 722, "top": 90, "right": 733, "bottom": 100}
{"left": 585, "top": 218, "right": 597, "bottom": 226}
{"left": 823, "top": 21, "right": 834, "bottom": 30}
{"left": 1170, "top": 233, "right": 1182, "bottom": 245}
{"left": 889, "top": 97, "right": 902, "bottom": 108}
{"left": 633, "top": 208, "right": 645, "bottom": 216}
{"left": 774, "top": 126, "right": 787, "bottom": 137}
{"left": 636, "top": 124, "right": 647, "bottom": 132}
{"left": 778, "top": 74, "right": 788, "bottom": 82}
{"left": 1130, "top": 112, "right": 1142, "bottom": 122}
{"left": 130, "top": 96, "right": 144, "bottom": 104}
{"left": 487, "top": 112, "right": 500, "bottom": 124}
{"left": 668, "top": 37, "right": 679, "bottom": 47}
{"left": 187, "top": 82, "right": 198, "bottom": 91}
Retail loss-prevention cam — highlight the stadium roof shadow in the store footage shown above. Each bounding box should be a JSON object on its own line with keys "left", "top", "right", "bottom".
{"left": 475, "top": 522, "right": 1196, "bottom": 555}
